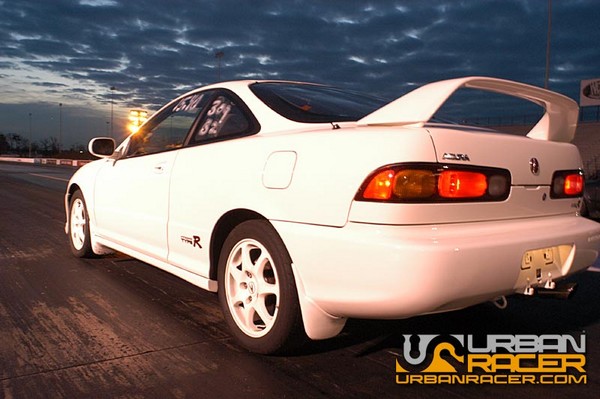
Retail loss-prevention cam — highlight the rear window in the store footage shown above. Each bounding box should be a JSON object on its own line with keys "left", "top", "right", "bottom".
{"left": 250, "top": 82, "right": 388, "bottom": 123}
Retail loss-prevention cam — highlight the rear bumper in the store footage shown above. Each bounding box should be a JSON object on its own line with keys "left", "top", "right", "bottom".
{"left": 273, "top": 215, "right": 600, "bottom": 320}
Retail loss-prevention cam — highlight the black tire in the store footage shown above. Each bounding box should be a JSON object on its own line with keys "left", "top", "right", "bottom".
{"left": 68, "top": 190, "right": 94, "bottom": 258}
{"left": 217, "top": 220, "right": 305, "bottom": 354}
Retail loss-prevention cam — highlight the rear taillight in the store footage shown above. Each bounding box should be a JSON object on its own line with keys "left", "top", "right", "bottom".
{"left": 356, "top": 163, "right": 511, "bottom": 203}
{"left": 551, "top": 170, "right": 584, "bottom": 198}
{"left": 438, "top": 171, "right": 487, "bottom": 198}
{"left": 362, "top": 169, "right": 396, "bottom": 200}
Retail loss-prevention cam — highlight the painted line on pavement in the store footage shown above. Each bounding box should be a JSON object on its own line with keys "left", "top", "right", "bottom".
{"left": 29, "top": 173, "right": 70, "bottom": 182}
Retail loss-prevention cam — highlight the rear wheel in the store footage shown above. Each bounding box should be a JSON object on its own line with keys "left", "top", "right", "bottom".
{"left": 218, "top": 220, "right": 304, "bottom": 354}
{"left": 68, "top": 190, "right": 94, "bottom": 258}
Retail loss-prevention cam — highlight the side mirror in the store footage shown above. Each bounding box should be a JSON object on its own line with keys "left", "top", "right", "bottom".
{"left": 88, "top": 137, "right": 116, "bottom": 158}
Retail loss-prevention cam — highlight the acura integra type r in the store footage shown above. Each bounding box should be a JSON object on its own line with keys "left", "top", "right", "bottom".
{"left": 65, "top": 77, "right": 600, "bottom": 354}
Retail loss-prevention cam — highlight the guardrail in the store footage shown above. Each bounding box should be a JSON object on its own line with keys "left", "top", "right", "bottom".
{"left": 0, "top": 157, "right": 92, "bottom": 167}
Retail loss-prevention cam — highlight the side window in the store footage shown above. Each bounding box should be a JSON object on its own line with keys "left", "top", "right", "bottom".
{"left": 191, "top": 93, "right": 254, "bottom": 144}
{"left": 127, "top": 92, "right": 211, "bottom": 157}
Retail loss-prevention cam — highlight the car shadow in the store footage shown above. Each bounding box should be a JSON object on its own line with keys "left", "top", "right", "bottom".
{"left": 298, "top": 270, "right": 600, "bottom": 357}
{"left": 79, "top": 252, "right": 599, "bottom": 357}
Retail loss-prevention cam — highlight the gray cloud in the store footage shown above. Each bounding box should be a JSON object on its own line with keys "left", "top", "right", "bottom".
{"left": 0, "top": 0, "right": 599, "bottom": 146}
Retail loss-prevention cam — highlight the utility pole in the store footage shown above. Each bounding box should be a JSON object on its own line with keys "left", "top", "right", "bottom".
{"left": 215, "top": 51, "right": 224, "bottom": 81}
{"left": 59, "top": 103, "right": 63, "bottom": 153}
{"left": 110, "top": 86, "right": 116, "bottom": 138}
{"left": 28, "top": 112, "right": 32, "bottom": 158}
{"left": 544, "top": 0, "right": 552, "bottom": 89}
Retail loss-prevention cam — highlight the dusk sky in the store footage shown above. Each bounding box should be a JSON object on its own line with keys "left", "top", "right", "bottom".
{"left": 1, "top": 0, "right": 599, "bottom": 149}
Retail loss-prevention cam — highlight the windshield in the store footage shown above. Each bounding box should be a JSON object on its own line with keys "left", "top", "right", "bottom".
{"left": 250, "top": 82, "right": 388, "bottom": 123}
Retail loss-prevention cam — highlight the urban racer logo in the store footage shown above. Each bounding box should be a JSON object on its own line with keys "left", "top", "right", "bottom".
{"left": 395, "top": 333, "right": 586, "bottom": 385}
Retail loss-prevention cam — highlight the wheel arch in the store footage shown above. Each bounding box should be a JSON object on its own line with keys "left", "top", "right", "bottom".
{"left": 209, "top": 209, "right": 271, "bottom": 281}
{"left": 65, "top": 183, "right": 83, "bottom": 233}
{"left": 209, "top": 209, "right": 348, "bottom": 343}
{"left": 65, "top": 182, "right": 113, "bottom": 256}
{"left": 67, "top": 182, "right": 82, "bottom": 201}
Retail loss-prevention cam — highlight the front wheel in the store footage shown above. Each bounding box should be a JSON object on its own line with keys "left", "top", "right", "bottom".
{"left": 218, "top": 220, "right": 304, "bottom": 354}
{"left": 68, "top": 190, "right": 94, "bottom": 258}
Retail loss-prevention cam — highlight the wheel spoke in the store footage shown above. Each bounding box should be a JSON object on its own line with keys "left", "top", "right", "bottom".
{"left": 253, "top": 252, "right": 269, "bottom": 274}
{"left": 253, "top": 299, "right": 275, "bottom": 327}
{"left": 240, "top": 243, "right": 255, "bottom": 273}
{"left": 257, "top": 279, "right": 278, "bottom": 297}
{"left": 234, "top": 303, "right": 252, "bottom": 329}
{"left": 73, "top": 232, "right": 81, "bottom": 247}
{"left": 227, "top": 261, "right": 244, "bottom": 285}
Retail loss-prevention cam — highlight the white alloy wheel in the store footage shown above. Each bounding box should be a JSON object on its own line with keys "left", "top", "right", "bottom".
{"left": 70, "top": 198, "right": 87, "bottom": 251}
{"left": 224, "top": 238, "right": 279, "bottom": 337}
{"left": 68, "top": 190, "right": 94, "bottom": 257}
{"left": 218, "top": 220, "right": 304, "bottom": 354}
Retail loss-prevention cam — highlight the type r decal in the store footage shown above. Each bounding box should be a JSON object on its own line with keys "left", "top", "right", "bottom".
{"left": 181, "top": 235, "right": 202, "bottom": 249}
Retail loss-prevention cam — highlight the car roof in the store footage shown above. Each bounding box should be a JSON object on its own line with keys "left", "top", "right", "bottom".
{"left": 155, "top": 80, "right": 335, "bottom": 134}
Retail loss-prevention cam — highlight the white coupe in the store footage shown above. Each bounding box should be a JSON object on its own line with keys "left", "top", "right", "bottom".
{"left": 65, "top": 77, "right": 600, "bottom": 354}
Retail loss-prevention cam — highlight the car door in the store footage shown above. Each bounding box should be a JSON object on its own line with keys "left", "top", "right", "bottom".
{"left": 167, "top": 91, "right": 260, "bottom": 276}
{"left": 93, "top": 92, "right": 212, "bottom": 261}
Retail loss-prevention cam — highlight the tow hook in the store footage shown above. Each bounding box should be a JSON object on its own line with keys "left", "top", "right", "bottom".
{"left": 522, "top": 274, "right": 577, "bottom": 300}
{"left": 491, "top": 296, "right": 508, "bottom": 309}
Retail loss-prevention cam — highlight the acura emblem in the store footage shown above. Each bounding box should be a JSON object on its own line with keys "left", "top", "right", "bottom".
{"left": 442, "top": 153, "right": 470, "bottom": 161}
{"left": 529, "top": 158, "right": 540, "bottom": 175}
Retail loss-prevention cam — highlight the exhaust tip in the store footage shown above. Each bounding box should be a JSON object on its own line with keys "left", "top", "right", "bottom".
{"left": 535, "top": 282, "right": 577, "bottom": 300}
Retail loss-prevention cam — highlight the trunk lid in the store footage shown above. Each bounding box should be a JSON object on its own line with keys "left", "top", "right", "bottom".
{"left": 428, "top": 125, "right": 582, "bottom": 186}
{"left": 428, "top": 125, "right": 583, "bottom": 220}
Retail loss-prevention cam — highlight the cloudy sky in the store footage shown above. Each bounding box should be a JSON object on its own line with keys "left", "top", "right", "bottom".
{"left": 1, "top": 0, "right": 599, "bottom": 149}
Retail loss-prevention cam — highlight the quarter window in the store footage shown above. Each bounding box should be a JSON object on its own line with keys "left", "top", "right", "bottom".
{"left": 190, "top": 93, "right": 256, "bottom": 144}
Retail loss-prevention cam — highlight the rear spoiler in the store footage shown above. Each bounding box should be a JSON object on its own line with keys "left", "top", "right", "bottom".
{"left": 357, "top": 76, "right": 579, "bottom": 143}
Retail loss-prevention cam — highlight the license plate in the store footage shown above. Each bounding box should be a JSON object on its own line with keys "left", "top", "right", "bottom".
{"left": 522, "top": 247, "right": 558, "bottom": 270}
{"left": 517, "top": 245, "right": 573, "bottom": 287}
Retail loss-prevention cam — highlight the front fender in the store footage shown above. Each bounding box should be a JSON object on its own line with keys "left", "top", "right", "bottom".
{"left": 64, "top": 159, "right": 113, "bottom": 255}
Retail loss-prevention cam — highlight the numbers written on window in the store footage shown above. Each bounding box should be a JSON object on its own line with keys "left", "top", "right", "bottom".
{"left": 199, "top": 97, "right": 232, "bottom": 136}
{"left": 193, "top": 95, "right": 251, "bottom": 143}
{"left": 173, "top": 93, "right": 206, "bottom": 113}
{"left": 125, "top": 90, "right": 256, "bottom": 156}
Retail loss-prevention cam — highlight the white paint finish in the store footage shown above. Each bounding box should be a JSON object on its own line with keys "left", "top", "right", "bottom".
{"left": 273, "top": 215, "right": 600, "bottom": 321}
{"left": 93, "top": 151, "right": 179, "bottom": 261}
{"left": 65, "top": 77, "right": 600, "bottom": 345}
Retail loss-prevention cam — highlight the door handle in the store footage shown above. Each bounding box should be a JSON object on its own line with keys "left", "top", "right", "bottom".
{"left": 153, "top": 163, "right": 166, "bottom": 174}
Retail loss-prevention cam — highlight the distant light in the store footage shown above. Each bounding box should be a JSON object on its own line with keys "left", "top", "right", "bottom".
{"left": 128, "top": 109, "right": 148, "bottom": 133}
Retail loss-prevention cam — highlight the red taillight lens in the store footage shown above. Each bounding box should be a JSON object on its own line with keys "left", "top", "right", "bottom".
{"left": 564, "top": 174, "right": 584, "bottom": 195}
{"left": 356, "top": 163, "right": 511, "bottom": 203}
{"left": 438, "top": 171, "right": 487, "bottom": 198}
{"left": 551, "top": 170, "right": 584, "bottom": 198}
